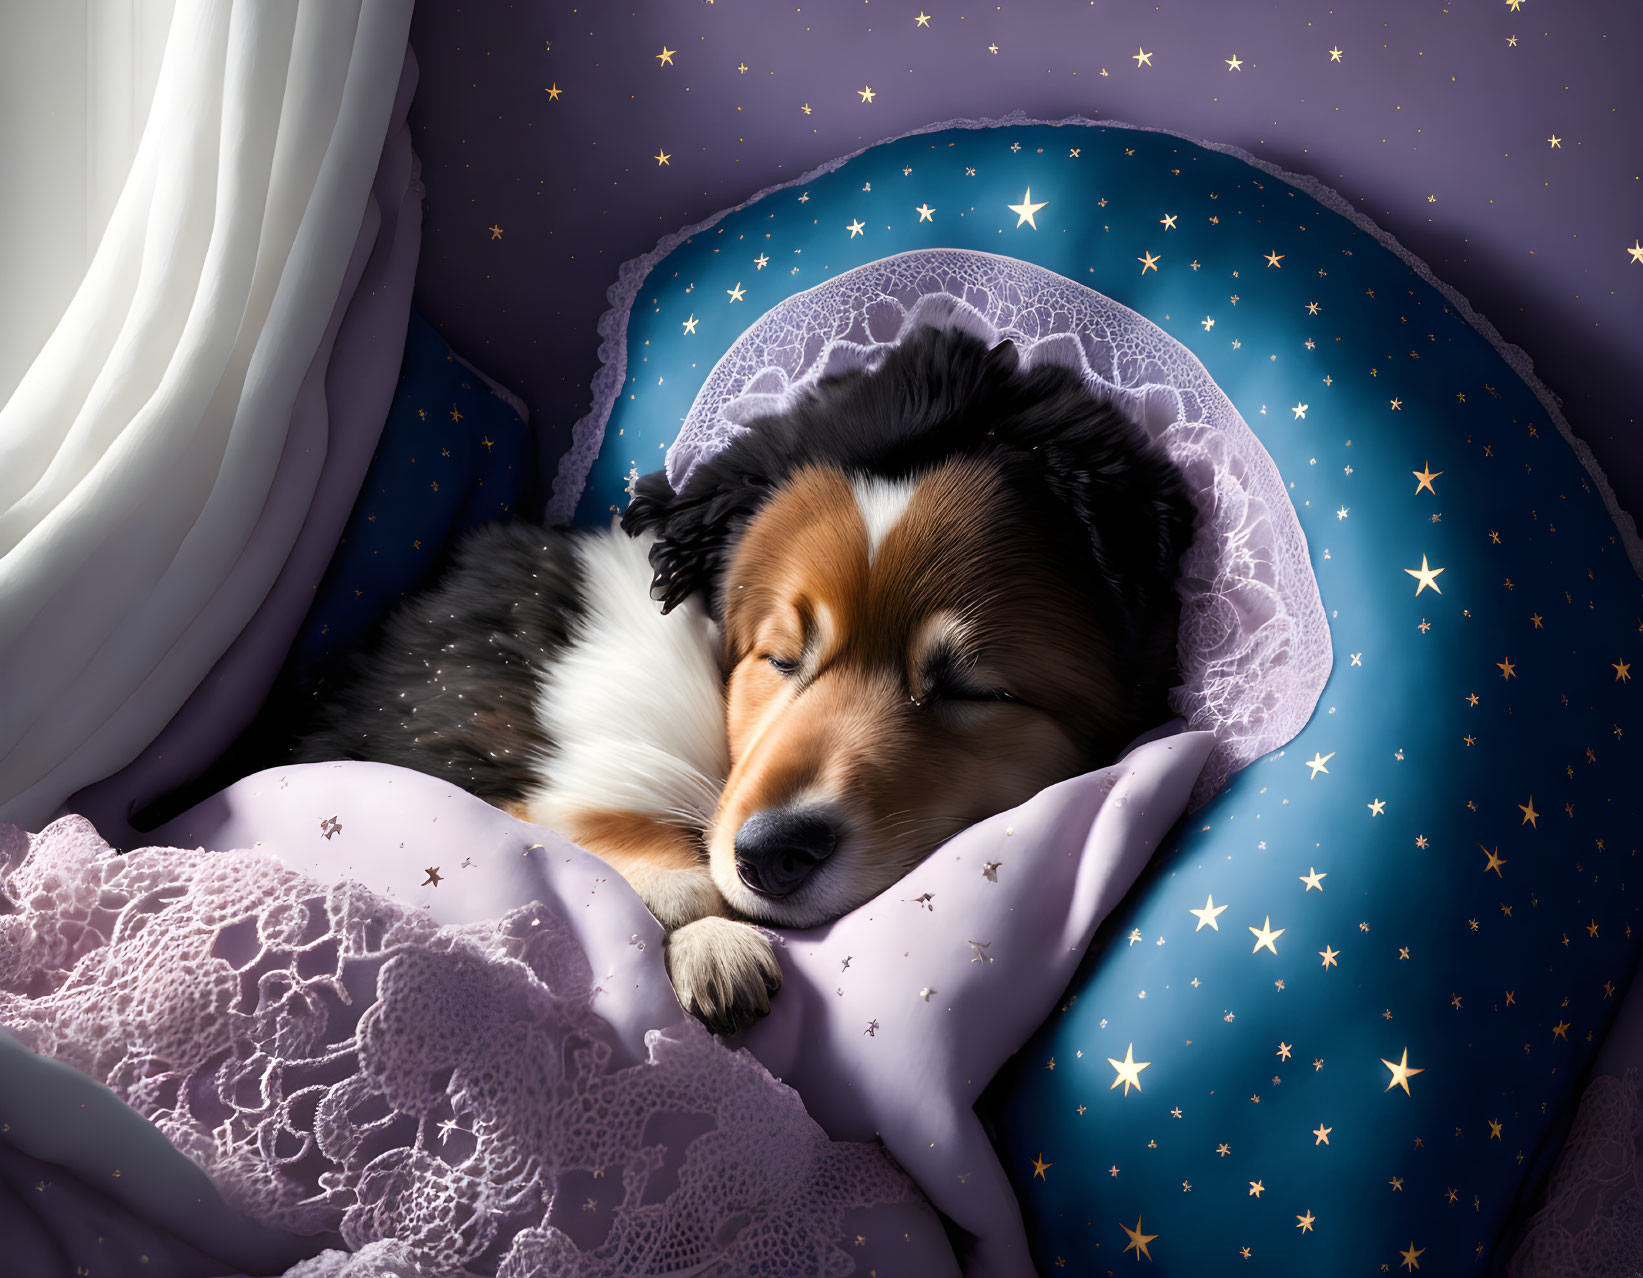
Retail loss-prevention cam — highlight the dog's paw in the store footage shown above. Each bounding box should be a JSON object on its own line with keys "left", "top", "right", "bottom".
{"left": 665, "top": 916, "right": 783, "bottom": 1035}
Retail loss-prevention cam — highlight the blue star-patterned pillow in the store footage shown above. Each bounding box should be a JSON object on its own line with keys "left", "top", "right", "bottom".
{"left": 559, "top": 115, "right": 1642, "bottom": 1273}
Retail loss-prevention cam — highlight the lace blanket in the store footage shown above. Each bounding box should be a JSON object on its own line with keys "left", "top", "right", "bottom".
{"left": 0, "top": 817, "right": 925, "bottom": 1278}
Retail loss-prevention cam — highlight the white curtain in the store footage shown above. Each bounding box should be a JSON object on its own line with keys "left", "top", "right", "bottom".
{"left": 0, "top": 0, "right": 415, "bottom": 828}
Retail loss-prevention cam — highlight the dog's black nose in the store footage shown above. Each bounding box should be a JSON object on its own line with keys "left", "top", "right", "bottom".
{"left": 734, "top": 808, "right": 837, "bottom": 897}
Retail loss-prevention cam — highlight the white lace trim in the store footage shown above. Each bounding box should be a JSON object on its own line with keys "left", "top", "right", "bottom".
{"left": 662, "top": 249, "right": 1330, "bottom": 806}
{"left": 0, "top": 817, "right": 917, "bottom": 1277}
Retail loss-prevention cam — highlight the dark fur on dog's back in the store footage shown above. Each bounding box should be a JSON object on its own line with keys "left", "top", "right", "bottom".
{"left": 625, "top": 323, "right": 1197, "bottom": 728}
{"left": 294, "top": 522, "right": 586, "bottom": 801}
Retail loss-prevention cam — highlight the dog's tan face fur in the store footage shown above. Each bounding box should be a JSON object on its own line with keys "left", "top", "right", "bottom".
{"left": 709, "top": 458, "right": 1129, "bottom": 927}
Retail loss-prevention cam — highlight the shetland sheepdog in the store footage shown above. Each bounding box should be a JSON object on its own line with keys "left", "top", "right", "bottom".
{"left": 298, "top": 323, "right": 1195, "bottom": 1032}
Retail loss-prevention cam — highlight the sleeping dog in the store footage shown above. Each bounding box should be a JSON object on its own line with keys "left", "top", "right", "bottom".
{"left": 297, "top": 324, "right": 1195, "bottom": 1032}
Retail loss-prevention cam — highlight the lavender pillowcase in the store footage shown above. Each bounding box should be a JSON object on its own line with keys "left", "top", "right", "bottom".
{"left": 143, "top": 728, "right": 1212, "bottom": 1276}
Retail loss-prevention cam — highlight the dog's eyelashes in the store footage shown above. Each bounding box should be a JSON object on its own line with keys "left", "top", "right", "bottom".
{"left": 764, "top": 654, "right": 801, "bottom": 676}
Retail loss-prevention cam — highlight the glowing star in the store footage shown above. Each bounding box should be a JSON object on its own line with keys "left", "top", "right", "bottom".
{"left": 1249, "top": 916, "right": 1285, "bottom": 955}
{"left": 1548, "top": 135, "right": 1562, "bottom": 148}
{"left": 1138, "top": 250, "right": 1161, "bottom": 274}
{"left": 1498, "top": 656, "right": 1517, "bottom": 679}
{"left": 1382, "top": 1047, "right": 1426, "bottom": 1096}
{"left": 1161, "top": 213, "right": 1178, "bottom": 229}
{"left": 1226, "top": 53, "right": 1244, "bottom": 70}
{"left": 545, "top": 83, "right": 562, "bottom": 100}
{"left": 726, "top": 282, "right": 746, "bottom": 302}
{"left": 858, "top": 85, "right": 875, "bottom": 103}
{"left": 1328, "top": 46, "right": 1344, "bottom": 62}
{"left": 1615, "top": 659, "right": 1632, "bottom": 682}
{"left": 1305, "top": 751, "right": 1335, "bottom": 778}
{"left": 681, "top": 313, "right": 698, "bottom": 335}
{"left": 1248, "top": 1180, "right": 1265, "bottom": 1197}
{"left": 754, "top": 253, "right": 769, "bottom": 269}
{"left": 1292, "top": 403, "right": 1309, "bottom": 419}
{"left": 1107, "top": 1043, "right": 1151, "bottom": 1095}
{"left": 1313, "top": 1124, "right": 1332, "bottom": 1145}
{"left": 1133, "top": 47, "right": 1153, "bottom": 67}
{"left": 1031, "top": 1153, "right": 1052, "bottom": 1179}
{"left": 915, "top": 10, "right": 931, "bottom": 25}
{"left": 653, "top": 149, "right": 671, "bottom": 166}
{"left": 1368, "top": 798, "right": 1386, "bottom": 816}
{"left": 1629, "top": 241, "right": 1643, "bottom": 265}
{"left": 1319, "top": 945, "right": 1340, "bottom": 968}
{"left": 1413, "top": 461, "right": 1442, "bottom": 494}
{"left": 846, "top": 219, "right": 866, "bottom": 238}
{"left": 1190, "top": 895, "right": 1230, "bottom": 931}
{"left": 1121, "top": 1217, "right": 1158, "bottom": 1260}
{"left": 1405, "top": 555, "right": 1445, "bottom": 596}
{"left": 1007, "top": 188, "right": 1049, "bottom": 228}
{"left": 1519, "top": 796, "right": 1538, "bottom": 828}
{"left": 1400, "top": 1241, "right": 1426, "bottom": 1271}
{"left": 1482, "top": 845, "right": 1507, "bottom": 877}
{"left": 488, "top": 224, "right": 504, "bottom": 239}
{"left": 1300, "top": 867, "right": 1327, "bottom": 892}
{"left": 1265, "top": 250, "right": 1285, "bottom": 268}
{"left": 656, "top": 46, "right": 676, "bottom": 66}
{"left": 1297, "top": 1210, "right": 1316, "bottom": 1233}
{"left": 915, "top": 203, "right": 936, "bottom": 222}
{"left": 1306, "top": 301, "right": 1321, "bottom": 315}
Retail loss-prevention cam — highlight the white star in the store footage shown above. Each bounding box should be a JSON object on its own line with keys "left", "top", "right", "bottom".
{"left": 726, "top": 281, "right": 746, "bottom": 302}
{"left": 1007, "top": 187, "right": 1049, "bottom": 228}
{"left": 846, "top": 219, "right": 866, "bottom": 238}
{"left": 915, "top": 203, "right": 935, "bottom": 222}
{"left": 1292, "top": 403, "right": 1309, "bottom": 419}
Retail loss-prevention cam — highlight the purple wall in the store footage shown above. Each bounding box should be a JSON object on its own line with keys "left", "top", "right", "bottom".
{"left": 406, "top": 0, "right": 1642, "bottom": 525}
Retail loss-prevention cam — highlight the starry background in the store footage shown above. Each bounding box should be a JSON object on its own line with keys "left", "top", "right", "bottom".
{"left": 403, "top": 0, "right": 1642, "bottom": 527}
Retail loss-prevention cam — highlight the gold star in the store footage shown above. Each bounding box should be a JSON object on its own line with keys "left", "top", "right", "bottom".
{"left": 987, "top": 42, "right": 999, "bottom": 54}
{"left": 1320, "top": 945, "right": 1340, "bottom": 968}
{"left": 1138, "top": 249, "right": 1161, "bottom": 274}
{"left": 656, "top": 46, "right": 676, "bottom": 66}
{"left": 1190, "top": 894, "right": 1230, "bottom": 931}
{"left": 1552, "top": 1020, "right": 1570, "bottom": 1040}
{"left": 1498, "top": 656, "right": 1517, "bottom": 679}
{"left": 1519, "top": 796, "right": 1538, "bottom": 827}
{"left": 754, "top": 253, "right": 769, "bottom": 269}
{"left": 858, "top": 85, "right": 875, "bottom": 103}
{"left": 1390, "top": 397, "right": 1404, "bottom": 411}
{"left": 1277, "top": 1042, "right": 1293, "bottom": 1060}
{"left": 1530, "top": 612, "right": 1544, "bottom": 628}
{"left": 915, "top": 203, "right": 935, "bottom": 222}
{"left": 1226, "top": 53, "right": 1244, "bottom": 70}
{"left": 1133, "top": 47, "right": 1153, "bottom": 67}
{"left": 1313, "top": 1123, "right": 1332, "bottom": 1145}
{"left": 1108, "top": 1043, "right": 1151, "bottom": 1095}
{"left": 1548, "top": 135, "right": 1562, "bottom": 148}
{"left": 653, "top": 148, "right": 671, "bottom": 166}
{"left": 1508, "top": 34, "right": 1519, "bottom": 46}
{"left": 1305, "top": 751, "right": 1336, "bottom": 778}
{"left": 1413, "top": 461, "right": 1442, "bottom": 494}
{"left": 1161, "top": 212, "right": 1178, "bottom": 229}
{"left": 1405, "top": 554, "right": 1445, "bottom": 596}
{"left": 1008, "top": 188, "right": 1049, "bottom": 228}
{"left": 801, "top": 103, "right": 812, "bottom": 115}
{"left": 1390, "top": 1176, "right": 1405, "bottom": 1191}
{"left": 736, "top": 61, "right": 749, "bottom": 73}
{"left": 1249, "top": 916, "right": 1285, "bottom": 955}
{"left": 1382, "top": 1047, "right": 1426, "bottom": 1096}
{"left": 1615, "top": 658, "right": 1632, "bottom": 682}
{"left": 545, "top": 83, "right": 562, "bottom": 100}
{"left": 1032, "top": 1152, "right": 1052, "bottom": 1179}
{"left": 1249, "top": 1180, "right": 1265, "bottom": 1197}
{"left": 1300, "top": 867, "right": 1327, "bottom": 891}
{"left": 1121, "top": 1217, "right": 1158, "bottom": 1260}
{"left": 422, "top": 866, "right": 443, "bottom": 887}
{"left": 1368, "top": 798, "right": 1387, "bottom": 816}
{"left": 488, "top": 224, "right": 503, "bottom": 239}
{"left": 1297, "top": 1210, "right": 1316, "bottom": 1233}
{"left": 1482, "top": 845, "right": 1507, "bottom": 877}
{"left": 846, "top": 219, "right": 865, "bottom": 238}
{"left": 726, "top": 281, "right": 746, "bottom": 302}
{"left": 1265, "top": 250, "right": 1284, "bottom": 268}
{"left": 1328, "top": 46, "right": 1344, "bottom": 62}
{"left": 1400, "top": 1241, "right": 1426, "bottom": 1271}
{"left": 915, "top": 10, "right": 931, "bottom": 26}
{"left": 1629, "top": 241, "right": 1643, "bottom": 265}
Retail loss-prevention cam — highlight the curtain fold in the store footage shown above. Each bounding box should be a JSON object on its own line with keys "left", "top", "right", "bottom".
{"left": 0, "top": 0, "right": 417, "bottom": 829}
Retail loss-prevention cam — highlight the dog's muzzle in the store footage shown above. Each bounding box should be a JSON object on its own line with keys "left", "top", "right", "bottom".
{"left": 734, "top": 807, "right": 837, "bottom": 898}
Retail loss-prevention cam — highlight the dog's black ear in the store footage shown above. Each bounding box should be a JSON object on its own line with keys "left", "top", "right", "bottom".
{"left": 621, "top": 449, "right": 779, "bottom": 615}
